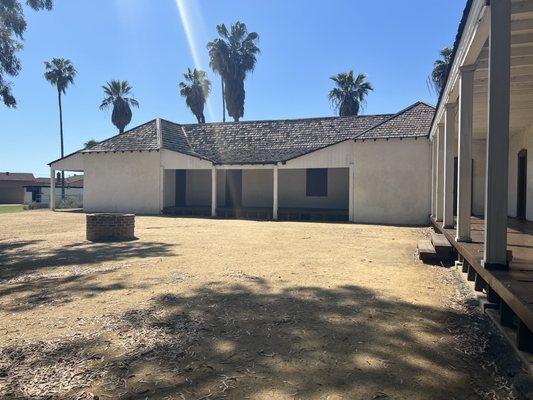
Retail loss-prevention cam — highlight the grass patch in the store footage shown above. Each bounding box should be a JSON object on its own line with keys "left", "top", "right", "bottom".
{"left": 0, "top": 205, "right": 25, "bottom": 214}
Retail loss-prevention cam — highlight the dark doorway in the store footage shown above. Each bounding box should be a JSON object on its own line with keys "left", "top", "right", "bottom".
{"left": 517, "top": 149, "right": 527, "bottom": 220}
{"left": 225, "top": 170, "right": 242, "bottom": 208}
{"left": 175, "top": 170, "right": 187, "bottom": 206}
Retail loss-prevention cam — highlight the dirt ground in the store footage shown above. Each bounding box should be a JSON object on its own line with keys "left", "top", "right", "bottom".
{"left": 0, "top": 210, "right": 527, "bottom": 399}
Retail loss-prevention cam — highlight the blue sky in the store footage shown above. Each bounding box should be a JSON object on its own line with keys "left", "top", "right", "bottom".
{"left": 1, "top": 0, "right": 464, "bottom": 176}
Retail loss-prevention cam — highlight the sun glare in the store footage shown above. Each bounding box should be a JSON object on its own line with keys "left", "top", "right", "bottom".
{"left": 175, "top": 0, "right": 216, "bottom": 122}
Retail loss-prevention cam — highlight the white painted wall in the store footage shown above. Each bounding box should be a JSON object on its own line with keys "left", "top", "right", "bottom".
{"left": 163, "top": 170, "right": 176, "bottom": 208}
{"left": 84, "top": 151, "right": 161, "bottom": 214}
{"left": 186, "top": 170, "right": 211, "bottom": 206}
{"left": 242, "top": 170, "right": 273, "bottom": 207}
{"left": 508, "top": 123, "right": 533, "bottom": 220}
{"left": 354, "top": 138, "right": 431, "bottom": 225}
{"left": 50, "top": 151, "right": 84, "bottom": 171}
{"left": 282, "top": 140, "right": 354, "bottom": 168}
{"left": 472, "top": 139, "right": 486, "bottom": 216}
{"left": 279, "top": 168, "right": 349, "bottom": 209}
{"left": 161, "top": 149, "right": 211, "bottom": 169}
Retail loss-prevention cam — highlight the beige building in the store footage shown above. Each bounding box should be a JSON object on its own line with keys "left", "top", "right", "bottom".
{"left": 49, "top": 102, "right": 434, "bottom": 225}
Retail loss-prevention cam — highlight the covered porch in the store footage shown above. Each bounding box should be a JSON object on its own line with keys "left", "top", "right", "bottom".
{"left": 430, "top": 0, "right": 533, "bottom": 355}
{"left": 162, "top": 165, "right": 354, "bottom": 222}
{"left": 432, "top": 216, "right": 533, "bottom": 357}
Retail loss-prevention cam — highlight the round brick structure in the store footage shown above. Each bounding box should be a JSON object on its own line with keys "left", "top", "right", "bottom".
{"left": 86, "top": 213, "right": 135, "bottom": 242}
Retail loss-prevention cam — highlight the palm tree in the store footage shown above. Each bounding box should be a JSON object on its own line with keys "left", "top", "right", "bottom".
{"left": 179, "top": 68, "right": 211, "bottom": 123}
{"left": 84, "top": 139, "right": 98, "bottom": 149}
{"left": 207, "top": 21, "right": 260, "bottom": 122}
{"left": 430, "top": 47, "right": 453, "bottom": 94}
{"left": 100, "top": 80, "right": 139, "bottom": 133}
{"left": 328, "top": 70, "right": 373, "bottom": 116}
{"left": 44, "top": 57, "right": 77, "bottom": 199}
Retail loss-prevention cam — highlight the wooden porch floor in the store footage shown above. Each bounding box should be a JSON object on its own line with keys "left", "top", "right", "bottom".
{"left": 431, "top": 216, "right": 533, "bottom": 353}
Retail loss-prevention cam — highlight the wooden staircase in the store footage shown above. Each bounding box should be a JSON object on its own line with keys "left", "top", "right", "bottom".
{"left": 418, "top": 233, "right": 453, "bottom": 263}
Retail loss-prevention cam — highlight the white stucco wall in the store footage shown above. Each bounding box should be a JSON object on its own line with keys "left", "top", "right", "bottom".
{"left": 50, "top": 151, "right": 84, "bottom": 171}
{"left": 472, "top": 139, "right": 486, "bottom": 216}
{"left": 163, "top": 170, "right": 176, "bottom": 208}
{"left": 242, "top": 170, "right": 273, "bottom": 207}
{"left": 283, "top": 140, "right": 354, "bottom": 168}
{"left": 278, "top": 168, "right": 349, "bottom": 209}
{"left": 508, "top": 123, "right": 533, "bottom": 220}
{"left": 354, "top": 138, "right": 431, "bottom": 225}
{"left": 186, "top": 170, "right": 211, "bottom": 206}
{"left": 84, "top": 151, "right": 161, "bottom": 214}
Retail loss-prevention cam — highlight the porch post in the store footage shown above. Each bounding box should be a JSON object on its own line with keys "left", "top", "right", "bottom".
{"left": 273, "top": 165, "right": 279, "bottom": 220}
{"left": 436, "top": 123, "right": 444, "bottom": 221}
{"left": 456, "top": 65, "right": 476, "bottom": 242}
{"left": 484, "top": 0, "right": 511, "bottom": 268}
{"left": 50, "top": 168, "right": 56, "bottom": 211}
{"left": 211, "top": 166, "right": 217, "bottom": 217}
{"left": 159, "top": 166, "right": 164, "bottom": 213}
{"left": 431, "top": 139, "right": 436, "bottom": 217}
{"left": 349, "top": 162, "right": 355, "bottom": 222}
{"left": 443, "top": 103, "right": 456, "bottom": 229}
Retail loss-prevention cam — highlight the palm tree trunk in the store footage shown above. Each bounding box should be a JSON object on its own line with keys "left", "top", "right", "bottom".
{"left": 58, "top": 89, "right": 65, "bottom": 200}
{"left": 221, "top": 78, "right": 226, "bottom": 123}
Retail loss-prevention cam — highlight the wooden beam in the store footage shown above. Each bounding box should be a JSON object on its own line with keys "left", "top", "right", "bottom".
{"left": 479, "top": 42, "right": 533, "bottom": 60}
{"left": 477, "top": 54, "right": 533, "bottom": 70}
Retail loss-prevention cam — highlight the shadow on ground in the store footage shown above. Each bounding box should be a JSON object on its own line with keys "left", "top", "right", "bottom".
{"left": 0, "top": 280, "right": 523, "bottom": 400}
{"left": 0, "top": 238, "right": 174, "bottom": 282}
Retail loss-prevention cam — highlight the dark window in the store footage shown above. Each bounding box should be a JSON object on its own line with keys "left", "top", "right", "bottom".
{"left": 306, "top": 169, "right": 328, "bottom": 197}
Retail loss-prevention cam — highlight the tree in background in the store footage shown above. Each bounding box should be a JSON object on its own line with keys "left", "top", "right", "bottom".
{"left": 430, "top": 47, "right": 453, "bottom": 95}
{"left": 179, "top": 68, "right": 211, "bottom": 123}
{"left": 44, "top": 57, "right": 77, "bottom": 199}
{"left": 207, "top": 21, "right": 259, "bottom": 122}
{"left": 100, "top": 80, "right": 139, "bottom": 133}
{"left": 329, "top": 70, "right": 373, "bottom": 117}
{"left": 84, "top": 139, "right": 98, "bottom": 149}
{"left": 1, "top": 0, "right": 53, "bottom": 107}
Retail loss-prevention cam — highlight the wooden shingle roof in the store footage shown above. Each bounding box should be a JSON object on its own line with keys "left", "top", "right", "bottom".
{"left": 355, "top": 102, "right": 435, "bottom": 141}
{"left": 82, "top": 101, "right": 434, "bottom": 164}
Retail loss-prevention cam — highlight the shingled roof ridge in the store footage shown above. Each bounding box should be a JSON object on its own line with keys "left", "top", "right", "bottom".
{"left": 82, "top": 118, "right": 158, "bottom": 153}
{"left": 158, "top": 118, "right": 215, "bottom": 162}
{"left": 353, "top": 101, "right": 435, "bottom": 141}
{"left": 177, "top": 112, "right": 394, "bottom": 128}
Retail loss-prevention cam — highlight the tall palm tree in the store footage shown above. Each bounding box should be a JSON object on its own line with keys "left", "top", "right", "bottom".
{"left": 430, "top": 47, "right": 453, "bottom": 94}
{"left": 207, "top": 21, "right": 260, "bottom": 122}
{"left": 179, "top": 68, "right": 211, "bottom": 123}
{"left": 100, "top": 80, "right": 139, "bottom": 133}
{"left": 44, "top": 57, "right": 76, "bottom": 199}
{"left": 328, "top": 70, "right": 373, "bottom": 117}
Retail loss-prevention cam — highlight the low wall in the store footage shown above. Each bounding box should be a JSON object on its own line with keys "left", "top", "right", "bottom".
{"left": 86, "top": 213, "right": 135, "bottom": 242}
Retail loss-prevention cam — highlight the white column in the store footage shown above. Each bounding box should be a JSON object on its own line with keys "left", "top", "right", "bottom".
{"left": 50, "top": 168, "right": 56, "bottom": 211}
{"left": 456, "top": 65, "right": 476, "bottom": 242}
{"left": 348, "top": 162, "right": 355, "bottom": 222}
{"left": 159, "top": 167, "right": 164, "bottom": 213}
{"left": 431, "top": 139, "right": 436, "bottom": 217}
{"left": 443, "top": 103, "right": 456, "bottom": 228}
{"left": 211, "top": 167, "right": 217, "bottom": 217}
{"left": 273, "top": 166, "right": 279, "bottom": 220}
{"left": 484, "top": 0, "right": 511, "bottom": 268}
{"left": 436, "top": 123, "right": 444, "bottom": 221}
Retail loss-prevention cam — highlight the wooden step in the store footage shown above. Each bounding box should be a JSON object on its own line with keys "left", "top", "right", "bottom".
{"left": 431, "top": 233, "right": 453, "bottom": 260}
{"left": 417, "top": 239, "right": 437, "bottom": 261}
{"left": 431, "top": 233, "right": 452, "bottom": 249}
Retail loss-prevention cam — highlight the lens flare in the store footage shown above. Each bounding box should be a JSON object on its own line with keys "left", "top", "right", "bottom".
{"left": 175, "top": 0, "right": 216, "bottom": 122}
